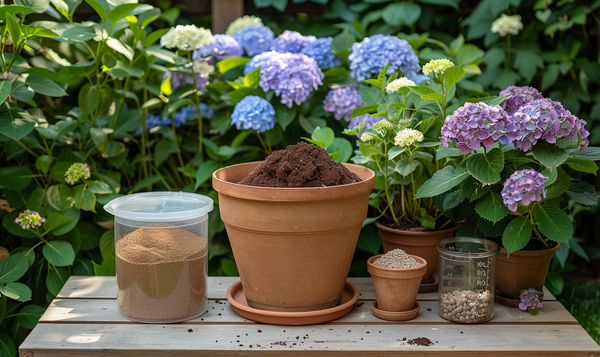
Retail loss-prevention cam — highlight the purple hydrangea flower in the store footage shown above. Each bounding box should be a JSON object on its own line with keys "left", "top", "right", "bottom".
{"left": 195, "top": 34, "right": 243, "bottom": 60}
{"left": 349, "top": 34, "right": 421, "bottom": 82}
{"left": 231, "top": 95, "right": 275, "bottom": 132}
{"left": 349, "top": 113, "right": 381, "bottom": 133}
{"left": 519, "top": 288, "right": 544, "bottom": 315}
{"left": 323, "top": 86, "right": 364, "bottom": 121}
{"left": 271, "top": 30, "right": 315, "bottom": 53}
{"left": 441, "top": 102, "right": 509, "bottom": 154}
{"left": 499, "top": 86, "right": 544, "bottom": 116}
{"left": 549, "top": 100, "right": 590, "bottom": 150}
{"left": 163, "top": 71, "right": 208, "bottom": 92}
{"left": 259, "top": 52, "right": 324, "bottom": 108}
{"left": 243, "top": 51, "right": 277, "bottom": 75}
{"left": 301, "top": 37, "right": 341, "bottom": 68}
{"left": 511, "top": 99, "right": 561, "bottom": 151}
{"left": 233, "top": 25, "right": 274, "bottom": 56}
{"left": 501, "top": 169, "right": 548, "bottom": 211}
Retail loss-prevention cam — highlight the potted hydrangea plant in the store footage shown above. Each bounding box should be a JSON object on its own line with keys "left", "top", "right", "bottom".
{"left": 416, "top": 85, "right": 598, "bottom": 304}
{"left": 345, "top": 59, "right": 473, "bottom": 292}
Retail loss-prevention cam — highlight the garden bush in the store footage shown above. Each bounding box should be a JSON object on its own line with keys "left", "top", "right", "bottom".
{"left": 0, "top": 0, "right": 598, "bottom": 353}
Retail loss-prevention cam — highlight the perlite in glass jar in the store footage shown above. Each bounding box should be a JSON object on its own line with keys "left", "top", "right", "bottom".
{"left": 437, "top": 237, "right": 499, "bottom": 324}
{"left": 104, "top": 192, "right": 213, "bottom": 323}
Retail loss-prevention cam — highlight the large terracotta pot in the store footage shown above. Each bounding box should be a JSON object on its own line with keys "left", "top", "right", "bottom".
{"left": 367, "top": 254, "right": 427, "bottom": 312}
{"left": 374, "top": 221, "right": 458, "bottom": 290}
{"left": 496, "top": 242, "right": 560, "bottom": 301}
{"left": 213, "top": 162, "right": 374, "bottom": 312}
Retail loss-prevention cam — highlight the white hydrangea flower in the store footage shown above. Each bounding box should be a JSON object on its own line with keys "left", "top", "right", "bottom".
{"left": 225, "top": 15, "right": 264, "bottom": 36}
{"left": 394, "top": 129, "right": 424, "bottom": 147}
{"left": 373, "top": 119, "right": 394, "bottom": 133}
{"left": 161, "top": 25, "right": 213, "bottom": 51}
{"left": 422, "top": 59, "right": 455, "bottom": 76}
{"left": 491, "top": 14, "right": 523, "bottom": 36}
{"left": 194, "top": 60, "right": 215, "bottom": 78}
{"left": 360, "top": 133, "right": 376, "bottom": 141}
{"left": 385, "top": 77, "right": 416, "bottom": 93}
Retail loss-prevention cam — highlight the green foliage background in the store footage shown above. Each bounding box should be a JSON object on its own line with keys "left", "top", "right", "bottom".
{"left": 0, "top": 0, "right": 599, "bottom": 353}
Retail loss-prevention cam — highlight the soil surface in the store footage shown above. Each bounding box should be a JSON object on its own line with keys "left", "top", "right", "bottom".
{"left": 238, "top": 142, "right": 362, "bottom": 187}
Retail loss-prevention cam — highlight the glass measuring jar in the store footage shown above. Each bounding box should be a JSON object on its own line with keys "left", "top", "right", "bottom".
{"left": 437, "top": 237, "right": 499, "bottom": 323}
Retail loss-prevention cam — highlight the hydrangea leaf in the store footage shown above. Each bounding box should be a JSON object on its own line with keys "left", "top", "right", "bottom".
{"left": 436, "top": 146, "right": 462, "bottom": 160}
{"left": 545, "top": 167, "right": 571, "bottom": 199}
{"left": 43, "top": 240, "right": 76, "bottom": 267}
{"left": 388, "top": 146, "right": 406, "bottom": 160}
{"left": 394, "top": 158, "right": 420, "bottom": 176}
{"left": 566, "top": 181, "right": 599, "bottom": 206}
{"left": 415, "top": 166, "right": 469, "bottom": 198}
{"left": 541, "top": 167, "right": 557, "bottom": 187}
{"left": 564, "top": 158, "right": 599, "bottom": 175}
{"left": 475, "top": 192, "right": 510, "bottom": 223}
{"left": 442, "top": 189, "right": 465, "bottom": 211}
{"left": 532, "top": 204, "right": 573, "bottom": 244}
{"left": 460, "top": 175, "right": 489, "bottom": 201}
{"left": 466, "top": 148, "right": 504, "bottom": 185}
{"left": 568, "top": 147, "right": 600, "bottom": 161}
{"left": 502, "top": 216, "right": 532, "bottom": 255}
{"left": 532, "top": 141, "right": 568, "bottom": 168}
{"left": 0, "top": 282, "right": 31, "bottom": 302}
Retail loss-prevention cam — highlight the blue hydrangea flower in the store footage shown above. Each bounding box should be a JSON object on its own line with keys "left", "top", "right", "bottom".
{"left": 195, "top": 34, "right": 243, "bottom": 60}
{"left": 441, "top": 102, "right": 509, "bottom": 154}
{"left": 231, "top": 95, "right": 275, "bottom": 132}
{"left": 271, "top": 30, "right": 315, "bottom": 53}
{"left": 259, "top": 52, "right": 324, "bottom": 108}
{"left": 501, "top": 169, "right": 547, "bottom": 212}
{"left": 499, "top": 86, "right": 544, "bottom": 116}
{"left": 233, "top": 25, "right": 274, "bottom": 56}
{"left": 300, "top": 37, "right": 341, "bottom": 68}
{"left": 323, "top": 86, "right": 364, "bottom": 121}
{"left": 243, "top": 51, "right": 277, "bottom": 75}
{"left": 349, "top": 34, "right": 421, "bottom": 82}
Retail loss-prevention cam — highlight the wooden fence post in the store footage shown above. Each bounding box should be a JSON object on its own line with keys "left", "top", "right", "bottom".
{"left": 212, "top": 0, "right": 244, "bottom": 34}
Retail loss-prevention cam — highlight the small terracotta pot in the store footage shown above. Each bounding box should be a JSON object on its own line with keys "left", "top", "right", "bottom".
{"left": 367, "top": 254, "right": 427, "bottom": 312}
{"left": 213, "top": 162, "right": 374, "bottom": 312}
{"left": 495, "top": 242, "right": 560, "bottom": 301}
{"left": 374, "top": 222, "right": 458, "bottom": 287}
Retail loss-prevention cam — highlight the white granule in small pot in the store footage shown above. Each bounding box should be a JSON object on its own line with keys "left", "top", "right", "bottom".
{"left": 372, "top": 249, "right": 422, "bottom": 269}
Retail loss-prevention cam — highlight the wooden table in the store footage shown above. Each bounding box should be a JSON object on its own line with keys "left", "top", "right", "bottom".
{"left": 20, "top": 276, "right": 600, "bottom": 356}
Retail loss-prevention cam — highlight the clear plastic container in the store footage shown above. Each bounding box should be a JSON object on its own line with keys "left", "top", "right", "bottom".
{"left": 104, "top": 192, "right": 213, "bottom": 323}
{"left": 437, "top": 237, "right": 499, "bottom": 324}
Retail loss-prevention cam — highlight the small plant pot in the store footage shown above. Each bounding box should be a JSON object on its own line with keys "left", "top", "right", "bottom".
{"left": 375, "top": 221, "right": 458, "bottom": 292}
{"left": 367, "top": 254, "right": 427, "bottom": 313}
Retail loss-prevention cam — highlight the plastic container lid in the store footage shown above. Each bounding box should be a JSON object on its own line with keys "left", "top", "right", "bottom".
{"left": 437, "top": 237, "right": 499, "bottom": 259}
{"left": 104, "top": 192, "right": 214, "bottom": 222}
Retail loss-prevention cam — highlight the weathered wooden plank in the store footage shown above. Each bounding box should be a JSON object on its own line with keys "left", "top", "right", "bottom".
{"left": 56, "top": 276, "right": 558, "bottom": 301}
{"left": 20, "top": 323, "right": 600, "bottom": 356}
{"left": 39, "top": 299, "right": 576, "bottom": 325}
{"left": 211, "top": 0, "right": 243, "bottom": 34}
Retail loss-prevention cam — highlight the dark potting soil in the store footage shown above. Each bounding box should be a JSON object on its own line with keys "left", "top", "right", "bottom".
{"left": 407, "top": 337, "right": 434, "bottom": 346}
{"left": 238, "top": 142, "right": 362, "bottom": 187}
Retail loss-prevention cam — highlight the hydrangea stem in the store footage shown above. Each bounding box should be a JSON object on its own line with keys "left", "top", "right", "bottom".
{"left": 381, "top": 142, "right": 400, "bottom": 226}
{"left": 188, "top": 53, "right": 204, "bottom": 157}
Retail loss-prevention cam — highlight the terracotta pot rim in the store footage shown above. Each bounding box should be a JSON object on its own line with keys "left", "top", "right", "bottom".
{"left": 213, "top": 161, "right": 375, "bottom": 201}
{"left": 367, "top": 254, "right": 428, "bottom": 273}
{"left": 498, "top": 242, "right": 561, "bottom": 257}
{"left": 374, "top": 220, "right": 460, "bottom": 236}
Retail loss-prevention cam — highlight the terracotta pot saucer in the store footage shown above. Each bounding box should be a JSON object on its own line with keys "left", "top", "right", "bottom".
{"left": 371, "top": 301, "right": 420, "bottom": 321}
{"left": 226, "top": 280, "right": 360, "bottom": 325}
{"left": 495, "top": 290, "right": 521, "bottom": 308}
